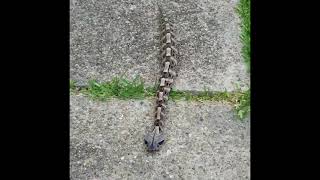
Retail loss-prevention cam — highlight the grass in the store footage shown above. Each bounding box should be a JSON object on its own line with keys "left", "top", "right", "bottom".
{"left": 85, "top": 77, "right": 146, "bottom": 100}
{"left": 70, "top": 79, "right": 76, "bottom": 91}
{"left": 235, "top": 0, "right": 250, "bottom": 119}
{"left": 236, "top": 0, "right": 250, "bottom": 72}
{"left": 70, "top": 78, "right": 250, "bottom": 119}
{"left": 235, "top": 89, "right": 250, "bottom": 120}
{"left": 170, "top": 89, "right": 242, "bottom": 104}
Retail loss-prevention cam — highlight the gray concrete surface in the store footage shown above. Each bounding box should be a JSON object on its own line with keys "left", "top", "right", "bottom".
{"left": 70, "top": 0, "right": 249, "bottom": 91}
{"left": 70, "top": 94, "right": 250, "bottom": 179}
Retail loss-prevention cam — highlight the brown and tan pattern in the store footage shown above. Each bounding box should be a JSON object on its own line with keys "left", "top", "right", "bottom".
{"left": 144, "top": 8, "right": 179, "bottom": 151}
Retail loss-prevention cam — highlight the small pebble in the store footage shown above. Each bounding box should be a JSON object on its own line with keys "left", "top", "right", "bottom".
{"left": 167, "top": 150, "right": 171, "bottom": 155}
{"left": 129, "top": 5, "right": 136, "bottom": 10}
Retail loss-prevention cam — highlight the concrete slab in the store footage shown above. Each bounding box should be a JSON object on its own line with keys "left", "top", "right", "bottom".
{"left": 70, "top": 0, "right": 249, "bottom": 91}
{"left": 70, "top": 0, "right": 160, "bottom": 87}
{"left": 70, "top": 94, "right": 250, "bottom": 179}
{"left": 166, "top": 0, "right": 249, "bottom": 91}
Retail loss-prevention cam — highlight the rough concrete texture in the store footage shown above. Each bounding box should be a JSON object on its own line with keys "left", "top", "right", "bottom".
{"left": 70, "top": 94, "right": 250, "bottom": 179}
{"left": 70, "top": 0, "right": 160, "bottom": 87}
{"left": 70, "top": 0, "right": 249, "bottom": 91}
